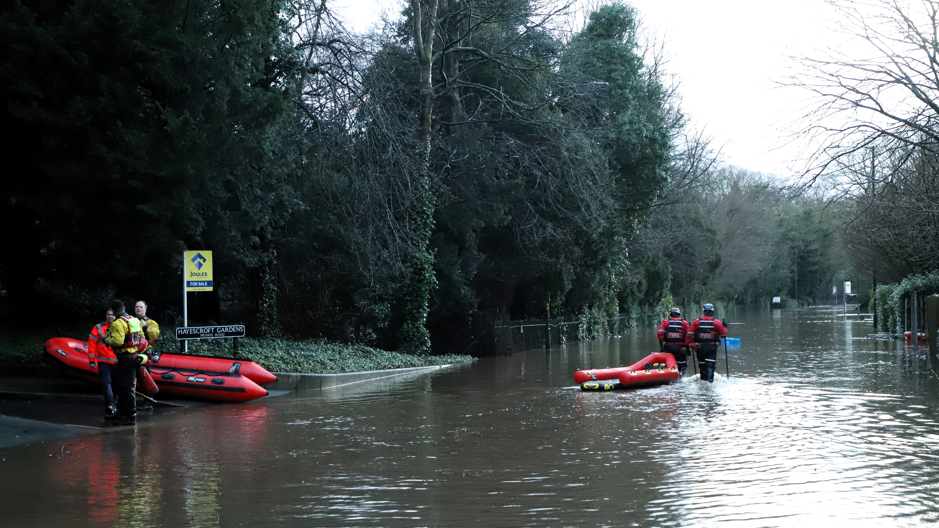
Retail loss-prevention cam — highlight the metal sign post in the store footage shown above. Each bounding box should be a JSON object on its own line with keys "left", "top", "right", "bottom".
{"left": 844, "top": 281, "right": 852, "bottom": 315}
{"left": 183, "top": 251, "right": 214, "bottom": 353}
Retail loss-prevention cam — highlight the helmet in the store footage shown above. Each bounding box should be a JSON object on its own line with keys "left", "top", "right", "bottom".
{"left": 669, "top": 307, "right": 681, "bottom": 316}
{"left": 703, "top": 303, "right": 714, "bottom": 312}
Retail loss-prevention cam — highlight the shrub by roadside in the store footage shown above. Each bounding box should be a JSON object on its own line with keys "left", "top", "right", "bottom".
{"left": 184, "top": 337, "right": 475, "bottom": 374}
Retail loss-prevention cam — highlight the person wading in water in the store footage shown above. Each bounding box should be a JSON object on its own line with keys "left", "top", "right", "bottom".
{"left": 657, "top": 307, "right": 691, "bottom": 377}
{"left": 689, "top": 303, "right": 727, "bottom": 382}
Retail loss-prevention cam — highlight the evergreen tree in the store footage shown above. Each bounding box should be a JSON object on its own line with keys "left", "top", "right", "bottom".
{"left": 0, "top": 0, "right": 299, "bottom": 326}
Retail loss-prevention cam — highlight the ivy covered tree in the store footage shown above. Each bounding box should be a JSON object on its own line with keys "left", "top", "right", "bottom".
{"left": 556, "top": 2, "right": 672, "bottom": 312}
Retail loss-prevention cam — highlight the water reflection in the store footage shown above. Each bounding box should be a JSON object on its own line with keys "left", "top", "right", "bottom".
{"left": 3, "top": 307, "right": 939, "bottom": 526}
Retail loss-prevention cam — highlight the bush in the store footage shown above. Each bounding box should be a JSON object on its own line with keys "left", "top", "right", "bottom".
{"left": 881, "top": 272, "right": 939, "bottom": 334}
{"left": 184, "top": 337, "right": 475, "bottom": 374}
{"left": 873, "top": 283, "right": 895, "bottom": 333}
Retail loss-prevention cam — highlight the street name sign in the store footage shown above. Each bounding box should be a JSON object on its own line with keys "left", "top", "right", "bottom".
{"left": 175, "top": 325, "right": 245, "bottom": 340}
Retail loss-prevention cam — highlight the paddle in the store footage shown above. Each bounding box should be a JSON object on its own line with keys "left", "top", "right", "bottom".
{"left": 135, "top": 390, "right": 185, "bottom": 408}
{"left": 722, "top": 319, "right": 730, "bottom": 378}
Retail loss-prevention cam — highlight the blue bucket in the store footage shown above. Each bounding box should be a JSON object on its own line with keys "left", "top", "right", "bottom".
{"left": 722, "top": 337, "right": 741, "bottom": 348}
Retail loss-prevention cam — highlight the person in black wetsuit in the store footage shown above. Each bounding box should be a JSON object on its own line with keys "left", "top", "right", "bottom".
{"left": 688, "top": 303, "right": 727, "bottom": 382}
{"left": 657, "top": 307, "right": 691, "bottom": 377}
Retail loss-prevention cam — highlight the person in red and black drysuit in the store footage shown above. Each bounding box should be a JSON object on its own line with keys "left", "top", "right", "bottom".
{"left": 657, "top": 307, "right": 691, "bottom": 377}
{"left": 688, "top": 303, "right": 727, "bottom": 383}
{"left": 88, "top": 307, "right": 118, "bottom": 419}
{"left": 104, "top": 300, "right": 147, "bottom": 426}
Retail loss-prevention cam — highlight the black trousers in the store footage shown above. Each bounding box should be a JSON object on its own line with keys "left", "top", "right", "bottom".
{"left": 97, "top": 362, "right": 117, "bottom": 410}
{"left": 697, "top": 343, "right": 719, "bottom": 382}
{"left": 115, "top": 353, "right": 137, "bottom": 419}
{"left": 663, "top": 343, "right": 688, "bottom": 374}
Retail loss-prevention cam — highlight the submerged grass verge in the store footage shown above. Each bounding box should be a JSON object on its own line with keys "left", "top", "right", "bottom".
{"left": 1, "top": 326, "right": 476, "bottom": 374}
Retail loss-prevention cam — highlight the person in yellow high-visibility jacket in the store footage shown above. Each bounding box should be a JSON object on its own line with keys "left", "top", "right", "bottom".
{"left": 133, "top": 300, "right": 159, "bottom": 411}
{"left": 105, "top": 300, "right": 145, "bottom": 426}
{"left": 135, "top": 300, "right": 160, "bottom": 342}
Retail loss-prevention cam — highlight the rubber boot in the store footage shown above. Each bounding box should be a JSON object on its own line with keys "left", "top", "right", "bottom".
{"left": 114, "top": 415, "right": 137, "bottom": 426}
{"left": 705, "top": 361, "right": 716, "bottom": 383}
{"left": 677, "top": 361, "right": 687, "bottom": 377}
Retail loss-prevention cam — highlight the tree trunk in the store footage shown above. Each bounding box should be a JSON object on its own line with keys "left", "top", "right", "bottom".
{"left": 399, "top": 0, "right": 440, "bottom": 353}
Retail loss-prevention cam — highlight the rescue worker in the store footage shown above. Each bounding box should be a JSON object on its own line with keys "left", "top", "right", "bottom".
{"left": 134, "top": 300, "right": 159, "bottom": 411}
{"left": 104, "top": 300, "right": 147, "bottom": 426}
{"left": 657, "top": 307, "right": 691, "bottom": 377}
{"left": 135, "top": 300, "right": 160, "bottom": 343}
{"left": 88, "top": 307, "right": 118, "bottom": 419}
{"left": 688, "top": 303, "right": 727, "bottom": 383}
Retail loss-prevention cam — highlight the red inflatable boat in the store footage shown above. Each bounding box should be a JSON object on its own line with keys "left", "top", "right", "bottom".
{"left": 44, "top": 337, "right": 159, "bottom": 395}
{"left": 44, "top": 337, "right": 267, "bottom": 403}
{"left": 576, "top": 353, "right": 680, "bottom": 390}
{"left": 149, "top": 351, "right": 278, "bottom": 386}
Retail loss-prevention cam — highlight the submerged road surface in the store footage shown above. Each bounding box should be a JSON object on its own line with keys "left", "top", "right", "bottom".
{"left": 1, "top": 307, "right": 938, "bottom": 527}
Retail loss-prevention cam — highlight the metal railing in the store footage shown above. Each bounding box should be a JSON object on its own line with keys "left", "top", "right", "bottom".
{"left": 490, "top": 312, "right": 659, "bottom": 354}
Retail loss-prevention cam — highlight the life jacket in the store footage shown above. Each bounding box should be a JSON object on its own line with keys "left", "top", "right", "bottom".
{"left": 88, "top": 321, "right": 117, "bottom": 364}
{"left": 116, "top": 314, "right": 144, "bottom": 352}
{"left": 663, "top": 318, "right": 687, "bottom": 343}
{"left": 693, "top": 317, "right": 720, "bottom": 344}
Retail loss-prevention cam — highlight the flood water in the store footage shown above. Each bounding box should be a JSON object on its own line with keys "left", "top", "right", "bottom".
{"left": 3, "top": 307, "right": 939, "bottom": 527}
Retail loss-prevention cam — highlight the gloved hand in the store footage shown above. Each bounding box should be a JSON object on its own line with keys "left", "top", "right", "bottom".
{"left": 135, "top": 353, "right": 149, "bottom": 366}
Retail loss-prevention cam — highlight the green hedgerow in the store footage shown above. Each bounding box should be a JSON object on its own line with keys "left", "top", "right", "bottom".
{"left": 183, "top": 337, "right": 474, "bottom": 374}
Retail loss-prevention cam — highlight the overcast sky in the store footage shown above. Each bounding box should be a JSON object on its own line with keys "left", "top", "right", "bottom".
{"left": 626, "top": 0, "right": 844, "bottom": 177}
{"left": 331, "top": 0, "right": 847, "bottom": 177}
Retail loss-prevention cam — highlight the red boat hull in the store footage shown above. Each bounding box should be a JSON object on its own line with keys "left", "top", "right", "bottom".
{"left": 574, "top": 365, "right": 634, "bottom": 384}
{"left": 617, "top": 353, "right": 679, "bottom": 387}
{"left": 149, "top": 366, "right": 267, "bottom": 403}
{"left": 150, "top": 352, "right": 277, "bottom": 386}
{"left": 45, "top": 337, "right": 98, "bottom": 384}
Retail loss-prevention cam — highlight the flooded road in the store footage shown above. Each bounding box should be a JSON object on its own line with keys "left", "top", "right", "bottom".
{"left": 2, "top": 307, "right": 939, "bottom": 527}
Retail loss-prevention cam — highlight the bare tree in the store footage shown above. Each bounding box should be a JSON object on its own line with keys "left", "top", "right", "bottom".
{"left": 792, "top": 0, "right": 939, "bottom": 185}
{"left": 787, "top": 0, "right": 939, "bottom": 280}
